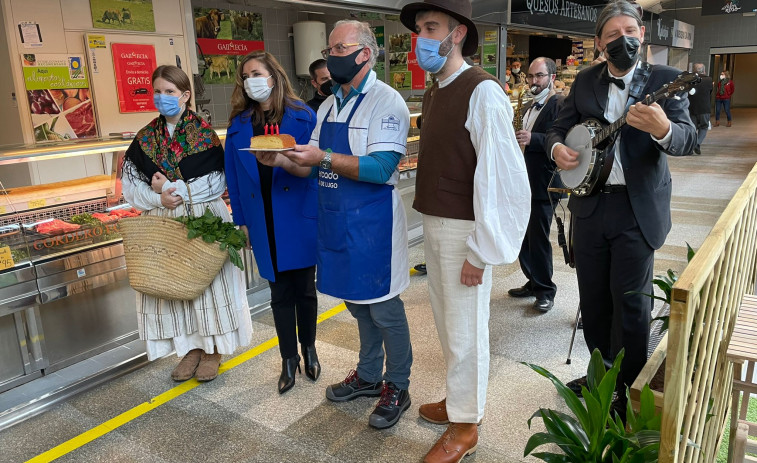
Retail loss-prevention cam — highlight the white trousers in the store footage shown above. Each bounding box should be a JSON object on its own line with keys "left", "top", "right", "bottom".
{"left": 423, "top": 214, "right": 493, "bottom": 423}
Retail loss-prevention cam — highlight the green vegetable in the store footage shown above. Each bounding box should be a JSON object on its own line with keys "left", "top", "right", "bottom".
{"left": 69, "top": 213, "right": 100, "bottom": 226}
{"left": 174, "top": 208, "right": 247, "bottom": 271}
{"left": 10, "top": 247, "right": 29, "bottom": 263}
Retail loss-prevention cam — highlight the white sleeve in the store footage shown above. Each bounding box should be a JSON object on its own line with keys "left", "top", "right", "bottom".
{"left": 309, "top": 97, "right": 331, "bottom": 148}
{"left": 366, "top": 89, "right": 410, "bottom": 155}
{"left": 121, "top": 161, "right": 163, "bottom": 211}
{"left": 464, "top": 80, "right": 531, "bottom": 267}
{"left": 161, "top": 172, "right": 226, "bottom": 204}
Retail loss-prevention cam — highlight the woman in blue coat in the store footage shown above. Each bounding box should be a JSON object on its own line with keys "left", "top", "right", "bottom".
{"left": 225, "top": 51, "right": 319, "bottom": 394}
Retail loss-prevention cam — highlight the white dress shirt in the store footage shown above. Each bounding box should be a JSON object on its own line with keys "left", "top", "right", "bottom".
{"left": 605, "top": 62, "right": 672, "bottom": 185}
{"left": 437, "top": 62, "right": 531, "bottom": 268}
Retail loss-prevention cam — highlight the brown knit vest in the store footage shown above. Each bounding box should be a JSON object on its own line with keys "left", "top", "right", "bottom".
{"left": 413, "top": 67, "right": 504, "bottom": 221}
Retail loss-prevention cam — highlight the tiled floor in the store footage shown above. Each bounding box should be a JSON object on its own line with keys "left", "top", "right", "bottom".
{"left": 3, "top": 109, "right": 757, "bottom": 463}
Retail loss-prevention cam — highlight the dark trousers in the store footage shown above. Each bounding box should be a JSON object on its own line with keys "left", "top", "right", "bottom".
{"left": 715, "top": 99, "right": 732, "bottom": 121}
{"left": 573, "top": 192, "right": 653, "bottom": 394}
{"left": 269, "top": 266, "right": 318, "bottom": 359}
{"left": 518, "top": 198, "right": 559, "bottom": 300}
{"left": 345, "top": 295, "right": 413, "bottom": 390}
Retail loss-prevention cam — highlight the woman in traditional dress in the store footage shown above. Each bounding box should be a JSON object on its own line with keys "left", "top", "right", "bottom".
{"left": 224, "top": 51, "right": 319, "bottom": 394}
{"left": 122, "top": 65, "right": 252, "bottom": 382}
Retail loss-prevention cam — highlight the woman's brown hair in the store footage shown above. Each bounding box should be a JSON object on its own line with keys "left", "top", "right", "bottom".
{"left": 152, "top": 65, "right": 193, "bottom": 108}
{"left": 228, "top": 51, "right": 303, "bottom": 127}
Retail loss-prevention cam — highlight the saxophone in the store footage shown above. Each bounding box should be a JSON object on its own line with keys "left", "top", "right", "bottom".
{"left": 513, "top": 87, "right": 526, "bottom": 131}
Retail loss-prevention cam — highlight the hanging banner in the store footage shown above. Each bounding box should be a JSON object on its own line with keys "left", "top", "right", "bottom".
{"left": 90, "top": 0, "right": 155, "bottom": 31}
{"left": 389, "top": 32, "right": 411, "bottom": 91}
{"left": 195, "top": 8, "right": 265, "bottom": 84}
{"left": 22, "top": 54, "right": 98, "bottom": 142}
{"left": 702, "top": 0, "right": 757, "bottom": 15}
{"left": 111, "top": 43, "right": 156, "bottom": 113}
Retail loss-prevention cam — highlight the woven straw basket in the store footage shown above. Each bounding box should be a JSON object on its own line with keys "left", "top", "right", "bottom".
{"left": 119, "top": 216, "right": 228, "bottom": 301}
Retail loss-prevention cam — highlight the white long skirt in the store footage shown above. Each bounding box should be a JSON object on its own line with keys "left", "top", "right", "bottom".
{"left": 136, "top": 197, "right": 253, "bottom": 360}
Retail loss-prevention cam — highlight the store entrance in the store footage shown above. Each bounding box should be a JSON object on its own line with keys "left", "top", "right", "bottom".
{"left": 711, "top": 51, "right": 757, "bottom": 108}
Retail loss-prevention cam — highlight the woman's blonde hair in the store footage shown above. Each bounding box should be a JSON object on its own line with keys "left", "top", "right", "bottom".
{"left": 228, "top": 51, "right": 303, "bottom": 126}
{"left": 152, "top": 65, "right": 193, "bottom": 108}
{"left": 722, "top": 70, "right": 731, "bottom": 79}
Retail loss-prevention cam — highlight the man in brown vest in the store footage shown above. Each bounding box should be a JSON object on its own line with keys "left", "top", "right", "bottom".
{"left": 400, "top": 1, "right": 531, "bottom": 461}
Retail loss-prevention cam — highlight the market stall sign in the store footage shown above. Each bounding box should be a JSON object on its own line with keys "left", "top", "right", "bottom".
{"left": 31, "top": 223, "right": 121, "bottom": 251}
{"left": 672, "top": 20, "right": 694, "bottom": 49}
{"left": 645, "top": 16, "right": 674, "bottom": 47}
{"left": 0, "top": 246, "right": 14, "bottom": 271}
{"left": 111, "top": 43, "right": 157, "bottom": 113}
{"left": 23, "top": 55, "right": 89, "bottom": 90}
{"left": 510, "top": 0, "right": 607, "bottom": 36}
{"left": 702, "top": 0, "right": 757, "bottom": 15}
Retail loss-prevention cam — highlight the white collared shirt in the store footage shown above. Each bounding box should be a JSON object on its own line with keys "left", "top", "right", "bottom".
{"left": 435, "top": 62, "right": 531, "bottom": 268}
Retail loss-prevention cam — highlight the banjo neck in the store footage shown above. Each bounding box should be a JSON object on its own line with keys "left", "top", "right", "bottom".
{"left": 591, "top": 93, "right": 656, "bottom": 149}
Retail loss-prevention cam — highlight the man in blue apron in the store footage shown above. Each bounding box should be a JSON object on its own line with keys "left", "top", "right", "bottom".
{"left": 280, "top": 19, "right": 413, "bottom": 430}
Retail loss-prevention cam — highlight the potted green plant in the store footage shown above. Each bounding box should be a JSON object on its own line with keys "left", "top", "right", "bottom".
{"left": 523, "top": 349, "right": 662, "bottom": 462}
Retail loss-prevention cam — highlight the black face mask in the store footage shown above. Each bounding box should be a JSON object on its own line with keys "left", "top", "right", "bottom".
{"left": 605, "top": 35, "right": 640, "bottom": 72}
{"left": 327, "top": 48, "right": 367, "bottom": 84}
{"left": 319, "top": 80, "right": 333, "bottom": 96}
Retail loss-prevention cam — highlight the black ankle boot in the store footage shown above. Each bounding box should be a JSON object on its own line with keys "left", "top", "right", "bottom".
{"left": 278, "top": 354, "right": 301, "bottom": 394}
{"left": 302, "top": 344, "right": 321, "bottom": 381}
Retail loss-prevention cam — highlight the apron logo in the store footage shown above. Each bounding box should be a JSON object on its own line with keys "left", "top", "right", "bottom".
{"left": 319, "top": 169, "right": 340, "bottom": 189}
{"left": 381, "top": 114, "right": 400, "bottom": 131}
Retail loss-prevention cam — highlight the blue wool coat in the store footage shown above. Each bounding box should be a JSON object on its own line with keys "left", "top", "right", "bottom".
{"left": 225, "top": 103, "right": 317, "bottom": 282}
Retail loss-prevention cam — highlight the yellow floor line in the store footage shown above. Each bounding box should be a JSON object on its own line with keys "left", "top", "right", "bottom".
{"left": 26, "top": 302, "right": 347, "bottom": 463}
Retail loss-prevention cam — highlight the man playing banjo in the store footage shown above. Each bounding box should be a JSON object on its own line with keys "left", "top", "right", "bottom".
{"left": 546, "top": 0, "right": 696, "bottom": 419}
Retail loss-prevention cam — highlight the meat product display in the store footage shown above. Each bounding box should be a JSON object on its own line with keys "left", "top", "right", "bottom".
{"left": 64, "top": 100, "right": 97, "bottom": 138}
{"left": 108, "top": 207, "right": 140, "bottom": 218}
{"left": 92, "top": 212, "right": 119, "bottom": 224}
{"left": 35, "top": 219, "right": 81, "bottom": 235}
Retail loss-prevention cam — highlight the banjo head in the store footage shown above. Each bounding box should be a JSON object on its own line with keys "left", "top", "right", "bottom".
{"left": 561, "top": 124, "right": 596, "bottom": 189}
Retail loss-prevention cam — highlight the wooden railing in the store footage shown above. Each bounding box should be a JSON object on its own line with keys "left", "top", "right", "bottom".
{"left": 632, "top": 163, "right": 757, "bottom": 462}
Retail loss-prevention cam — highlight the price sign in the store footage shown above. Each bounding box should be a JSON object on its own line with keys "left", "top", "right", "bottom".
{"left": 0, "top": 205, "right": 5, "bottom": 214}
{"left": 0, "top": 245, "right": 14, "bottom": 271}
{"left": 27, "top": 198, "right": 46, "bottom": 209}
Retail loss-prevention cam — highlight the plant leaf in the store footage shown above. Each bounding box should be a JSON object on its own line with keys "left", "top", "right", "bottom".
{"left": 522, "top": 362, "right": 591, "bottom": 430}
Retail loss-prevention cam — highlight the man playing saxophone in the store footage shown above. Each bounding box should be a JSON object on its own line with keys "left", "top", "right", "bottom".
{"left": 509, "top": 57, "right": 565, "bottom": 313}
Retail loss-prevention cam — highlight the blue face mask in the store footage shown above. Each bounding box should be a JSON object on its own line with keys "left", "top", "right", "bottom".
{"left": 153, "top": 93, "right": 183, "bottom": 117}
{"left": 415, "top": 29, "right": 455, "bottom": 74}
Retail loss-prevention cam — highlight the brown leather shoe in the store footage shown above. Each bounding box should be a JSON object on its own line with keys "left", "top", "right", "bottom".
{"left": 423, "top": 423, "right": 478, "bottom": 463}
{"left": 714, "top": 120, "right": 720, "bottom": 127}
{"left": 195, "top": 349, "right": 222, "bottom": 382}
{"left": 727, "top": 121, "right": 732, "bottom": 127}
{"left": 419, "top": 398, "right": 483, "bottom": 426}
{"left": 171, "top": 349, "right": 202, "bottom": 381}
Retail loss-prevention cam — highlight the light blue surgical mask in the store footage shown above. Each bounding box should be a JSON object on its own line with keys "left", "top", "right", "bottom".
{"left": 415, "top": 29, "right": 455, "bottom": 74}
{"left": 153, "top": 93, "right": 183, "bottom": 117}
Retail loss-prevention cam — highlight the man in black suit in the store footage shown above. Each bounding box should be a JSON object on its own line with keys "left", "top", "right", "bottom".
{"left": 546, "top": 0, "right": 696, "bottom": 414}
{"left": 688, "top": 63, "right": 713, "bottom": 155}
{"left": 509, "top": 57, "right": 565, "bottom": 313}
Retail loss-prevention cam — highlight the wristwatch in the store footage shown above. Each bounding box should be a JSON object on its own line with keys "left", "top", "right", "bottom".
{"left": 319, "top": 150, "right": 332, "bottom": 170}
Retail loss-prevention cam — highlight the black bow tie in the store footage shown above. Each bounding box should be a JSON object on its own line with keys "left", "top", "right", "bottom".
{"left": 603, "top": 74, "right": 626, "bottom": 90}
{"left": 532, "top": 102, "right": 544, "bottom": 110}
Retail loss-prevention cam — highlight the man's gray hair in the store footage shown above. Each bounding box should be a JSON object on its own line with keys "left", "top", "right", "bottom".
{"left": 334, "top": 20, "right": 378, "bottom": 68}
{"left": 694, "top": 63, "right": 706, "bottom": 74}
{"left": 596, "top": 0, "right": 643, "bottom": 37}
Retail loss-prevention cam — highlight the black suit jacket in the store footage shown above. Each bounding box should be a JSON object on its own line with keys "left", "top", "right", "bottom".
{"left": 523, "top": 94, "right": 565, "bottom": 201}
{"left": 546, "top": 62, "right": 696, "bottom": 250}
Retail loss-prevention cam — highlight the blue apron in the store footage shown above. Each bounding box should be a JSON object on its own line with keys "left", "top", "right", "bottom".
{"left": 316, "top": 93, "right": 393, "bottom": 300}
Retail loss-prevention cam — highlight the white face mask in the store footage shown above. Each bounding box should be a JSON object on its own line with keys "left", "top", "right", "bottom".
{"left": 244, "top": 76, "right": 273, "bottom": 102}
{"left": 720, "top": 74, "right": 725, "bottom": 80}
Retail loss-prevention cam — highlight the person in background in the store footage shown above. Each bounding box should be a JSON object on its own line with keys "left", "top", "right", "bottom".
{"left": 509, "top": 57, "right": 565, "bottom": 313}
{"left": 400, "top": 0, "right": 530, "bottom": 461}
{"left": 547, "top": 0, "right": 696, "bottom": 420}
{"left": 256, "top": 20, "right": 413, "bottom": 430}
{"left": 715, "top": 69, "right": 734, "bottom": 127}
{"left": 688, "top": 63, "right": 713, "bottom": 154}
{"left": 122, "top": 65, "right": 253, "bottom": 383}
{"left": 306, "top": 58, "right": 332, "bottom": 112}
{"left": 511, "top": 60, "right": 527, "bottom": 86}
{"left": 224, "top": 51, "right": 319, "bottom": 395}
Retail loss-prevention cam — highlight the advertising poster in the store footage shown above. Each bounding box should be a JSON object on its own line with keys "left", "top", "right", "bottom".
{"left": 388, "top": 32, "right": 411, "bottom": 90}
{"left": 195, "top": 8, "right": 265, "bottom": 84}
{"left": 111, "top": 43, "right": 156, "bottom": 113}
{"left": 482, "top": 43, "right": 498, "bottom": 76}
{"left": 372, "top": 26, "right": 386, "bottom": 82}
{"left": 90, "top": 0, "right": 155, "bottom": 32}
{"left": 484, "top": 30, "right": 498, "bottom": 43}
{"left": 471, "top": 45, "right": 482, "bottom": 66}
{"left": 22, "top": 54, "right": 98, "bottom": 142}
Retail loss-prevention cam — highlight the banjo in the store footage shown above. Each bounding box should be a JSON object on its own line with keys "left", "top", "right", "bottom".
{"left": 559, "top": 71, "right": 701, "bottom": 197}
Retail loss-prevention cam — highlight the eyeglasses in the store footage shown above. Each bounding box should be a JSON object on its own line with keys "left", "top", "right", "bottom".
{"left": 526, "top": 73, "right": 551, "bottom": 80}
{"left": 321, "top": 43, "right": 363, "bottom": 58}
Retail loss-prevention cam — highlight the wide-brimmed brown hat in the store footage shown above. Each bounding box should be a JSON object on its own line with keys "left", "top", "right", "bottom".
{"left": 400, "top": 0, "right": 478, "bottom": 57}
